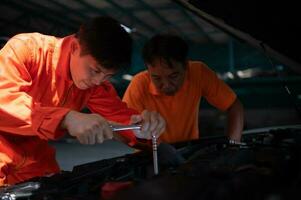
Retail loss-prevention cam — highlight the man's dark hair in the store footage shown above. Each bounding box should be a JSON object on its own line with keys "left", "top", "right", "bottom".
{"left": 142, "top": 34, "right": 188, "bottom": 68}
{"left": 77, "top": 16, "right": 132, "bottom": 70}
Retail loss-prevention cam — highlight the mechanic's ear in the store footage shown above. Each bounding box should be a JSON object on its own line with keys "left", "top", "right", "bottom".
{"left": 70, "top": 39, "right": 80, "bottom": 56}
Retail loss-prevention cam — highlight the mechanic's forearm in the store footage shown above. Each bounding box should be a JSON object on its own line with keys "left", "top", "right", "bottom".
{"left": 0, "top": 98, "right": 70, "bottom": 140}
{"left": 226, "top": 98, "right": 244, "bottom": 141}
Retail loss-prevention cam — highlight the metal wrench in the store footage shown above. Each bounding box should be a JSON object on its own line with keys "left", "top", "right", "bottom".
{"left": 109, "top": 124, "right": 142, "bottom": 132}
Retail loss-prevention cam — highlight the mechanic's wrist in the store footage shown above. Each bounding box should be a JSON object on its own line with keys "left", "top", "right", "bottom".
{"left": 60, "top": 110, "right": 75, "bottom": 129}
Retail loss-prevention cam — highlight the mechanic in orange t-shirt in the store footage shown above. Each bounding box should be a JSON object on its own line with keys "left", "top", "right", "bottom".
{"left": 0, "top": 16, "right": 165, "bottom": 186}
{"left": 123, "top": 34, "right": 244, "bottom": 165}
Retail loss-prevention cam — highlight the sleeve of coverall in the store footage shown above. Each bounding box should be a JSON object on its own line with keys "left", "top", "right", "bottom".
{"left": 87, "top": 81, "right": 140, "bottom": 146}
{"left": 0, "top": 37, "right": 70, "bottom": 140}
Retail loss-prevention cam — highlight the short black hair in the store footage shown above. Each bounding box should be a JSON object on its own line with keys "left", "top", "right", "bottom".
{"left": 142, "top": 34, "right": 188, "bottom": 68}
{"left": 77, "top": 16, "right": 132, "bottom": 71}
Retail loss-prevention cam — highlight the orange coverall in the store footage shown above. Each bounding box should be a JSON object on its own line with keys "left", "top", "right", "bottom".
{"left": 0, "top": 33, "right": 138, "bottom": 186}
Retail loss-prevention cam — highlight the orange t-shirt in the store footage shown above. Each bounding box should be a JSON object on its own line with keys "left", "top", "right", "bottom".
{"left": 0, "top": 33, "right": 138, "bottom": 185}
{"left": 123, "top": 61, "right": 236, "bottom": 144}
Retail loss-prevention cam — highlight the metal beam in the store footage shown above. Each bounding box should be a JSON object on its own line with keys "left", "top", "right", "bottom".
{"left": 2, "top": 0, "right": 78, "bottom": 31}
{"left": 76, "top": 0, "right": 148, "bottom": 40}
{"left": 0, "top": 14, "right": 33, "bottom": 33}
{"left": 46, "top": 0, "right": 89, "bottom": 22}
{"left": 174, "top": 2, "right": 214, "bottom": 42}
{"left": 74, "top": 0, "right": 110, "bottom": 19}
{"left": 137, "top": 0, "right": 189, "bottom": 38}
{"left": 25, "top": 0, "right": 81, "bottom": 28}
{"left": 105, "top": 0, "right": 155, "bottom": 34}
{"left": 228, "top": 38, "right": 235, "bottom": 71}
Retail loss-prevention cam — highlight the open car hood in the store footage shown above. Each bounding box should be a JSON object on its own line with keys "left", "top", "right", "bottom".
{"left": 175, "top": 0, "right": 301, "bottom": 72}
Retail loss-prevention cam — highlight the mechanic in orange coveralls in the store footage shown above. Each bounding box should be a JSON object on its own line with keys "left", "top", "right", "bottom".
{"left": 0, "top": 16, "right": 165, "bottom": 186}
{"left": 123, "top": 34, "right": 244, "bottom": 166}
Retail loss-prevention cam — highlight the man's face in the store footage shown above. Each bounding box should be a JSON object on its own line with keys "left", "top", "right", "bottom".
{"left": 147, "top": 59, "right": 186, "bottom": 96}
{"left": 70, "top": 40, "right": 115, "bottom": 90}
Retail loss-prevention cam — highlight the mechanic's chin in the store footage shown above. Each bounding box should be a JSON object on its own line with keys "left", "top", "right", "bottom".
{"left": 76, "top": 82, "right": 92, "bottom": 90}
{"left": 162, "top": 89, "right": 177, "bottom": 96}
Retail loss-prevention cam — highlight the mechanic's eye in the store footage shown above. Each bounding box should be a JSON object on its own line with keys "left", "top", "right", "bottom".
{"left": 152, "top": 76, "right": 161, "bottom": 81}
{"left": 169, "top": 73, "right": 180, "bottom": 79}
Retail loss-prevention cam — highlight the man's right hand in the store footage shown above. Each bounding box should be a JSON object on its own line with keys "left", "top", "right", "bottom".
{"left": 61, "top": 111, "right": 113, "bottom": 145}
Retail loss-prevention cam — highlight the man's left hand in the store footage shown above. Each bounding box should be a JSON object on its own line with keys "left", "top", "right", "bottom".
{"left": 130, "top": 110, "right": 165, "bottom": 139}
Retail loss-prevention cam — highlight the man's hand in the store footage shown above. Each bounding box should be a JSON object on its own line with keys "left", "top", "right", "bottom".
{"left": 130, "top": 110, "right": 165, "bottom": 140}
{"left": 61, "top": 111, "right": 113, "bottom": 145}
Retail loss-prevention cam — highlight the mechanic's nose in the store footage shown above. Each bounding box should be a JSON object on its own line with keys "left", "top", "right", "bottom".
{"left": 93, "top": 73, "right": 106, "bottom": 85}
{"left": 161, "top": 80, "right": 172, "bottom": 90}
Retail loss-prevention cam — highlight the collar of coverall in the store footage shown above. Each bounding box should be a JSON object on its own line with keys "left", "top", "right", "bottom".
{"left": 52, "top": 34, "right": 74, "bottom": 84}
